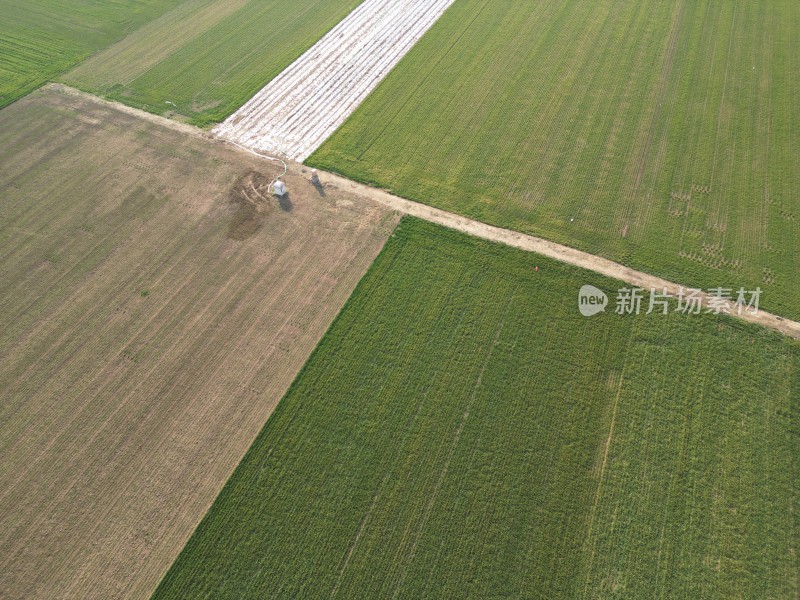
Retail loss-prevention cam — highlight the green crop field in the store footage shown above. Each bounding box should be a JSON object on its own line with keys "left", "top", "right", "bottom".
{"left": 309, "top": 0, "right": 800, "bottom": 320}
{"left": 63, "top": 0, "right": 364, "bottom": 127}
{"left": 0, "top": 0, "right": 185, "bottom": 108}
{"left": 153, "top": 218, "right": 799, "bottom": 599}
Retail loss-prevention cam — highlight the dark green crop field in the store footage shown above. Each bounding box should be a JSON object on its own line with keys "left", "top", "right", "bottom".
{"left": 0, "top": 0, "right": 184, "bottom": 108}
{"left": 153, "top": 218, "right": 800, "bottom": 599}
{"left": 309, "top": 0, "right": 800, "bottom": 320}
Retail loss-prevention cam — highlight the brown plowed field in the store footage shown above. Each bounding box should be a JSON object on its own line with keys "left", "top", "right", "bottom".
{"left": 0, "top": 88, "right": 399, "bottom": 599}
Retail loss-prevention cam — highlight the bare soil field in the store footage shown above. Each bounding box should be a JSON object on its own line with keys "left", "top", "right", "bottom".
{"left": 0, "top": 87, "right": 398, "bottom": 599}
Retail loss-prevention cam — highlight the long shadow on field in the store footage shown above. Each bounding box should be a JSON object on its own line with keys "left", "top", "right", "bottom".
{"left": 311, "top": 179, "right": 326, "bottom": 198}
{"left": 278, "top": 193, "right": 292, "bottom": 212}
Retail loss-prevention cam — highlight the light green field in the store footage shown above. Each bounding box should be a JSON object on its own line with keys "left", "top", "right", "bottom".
{"left": 63, "top": 0, "right": 363, "bottom": 127}
{"left": 152, "top": 218, "right": 799, "bottom": 599}
{"left": 0, "top": 0, "right": 184, "bottom": 108}
{"left": 309, "top": 0, "right": 800, "bottom": 320}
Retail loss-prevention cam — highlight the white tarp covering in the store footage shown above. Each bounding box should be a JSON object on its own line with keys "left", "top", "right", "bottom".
{"left": 214, "top": 0, "right": 456, "bottom": 161}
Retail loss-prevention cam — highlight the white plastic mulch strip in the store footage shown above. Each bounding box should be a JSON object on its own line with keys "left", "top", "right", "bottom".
{"left": 213, "top": 0, "right": 457, "bottom": 162}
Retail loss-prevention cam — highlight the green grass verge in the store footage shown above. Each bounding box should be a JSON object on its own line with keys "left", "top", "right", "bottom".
{"left": 308, "top": 0, "right": 799, "bottom": 320}
{"left": 62, "top": 0, "right": 364, "bottom": 127}
{"left": 0, "top": 0, "right": 185, "bottom": 108}
{"left": 152, "top": 218, "right": 799, "bottom": 599}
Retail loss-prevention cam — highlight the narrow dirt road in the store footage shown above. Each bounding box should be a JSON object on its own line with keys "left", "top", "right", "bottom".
{"left": 317, "top": 170, "right": 800, "bottom": 341}
{"left": 50, "top": 85, "right": 800, "bottom": 341}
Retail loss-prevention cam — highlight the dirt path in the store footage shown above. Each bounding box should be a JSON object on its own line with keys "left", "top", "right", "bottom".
{"left": 48, "top": 85, "right": 800, "bottom": 340}
{"left": 318, "top": 170, "right": 800, "bottom": 340}
{"left": 48, "top": 83, "right": 213, "bottom": 140}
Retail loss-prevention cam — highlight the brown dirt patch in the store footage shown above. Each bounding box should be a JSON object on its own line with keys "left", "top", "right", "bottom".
{"left": 227, "top": 170, "right": 274, "bottom": 240}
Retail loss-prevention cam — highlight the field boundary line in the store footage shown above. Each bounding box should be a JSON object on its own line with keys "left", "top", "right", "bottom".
{"left": 44, "top": 84, "right": 800, "bottom": 341}
{"left": 45, "top": 83, "right": 215, "bottom": 141}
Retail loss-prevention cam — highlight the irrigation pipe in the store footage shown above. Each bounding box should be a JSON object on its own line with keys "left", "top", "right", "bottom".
{"left": 225, "top": 140, "right": 288, "bottom": 194}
